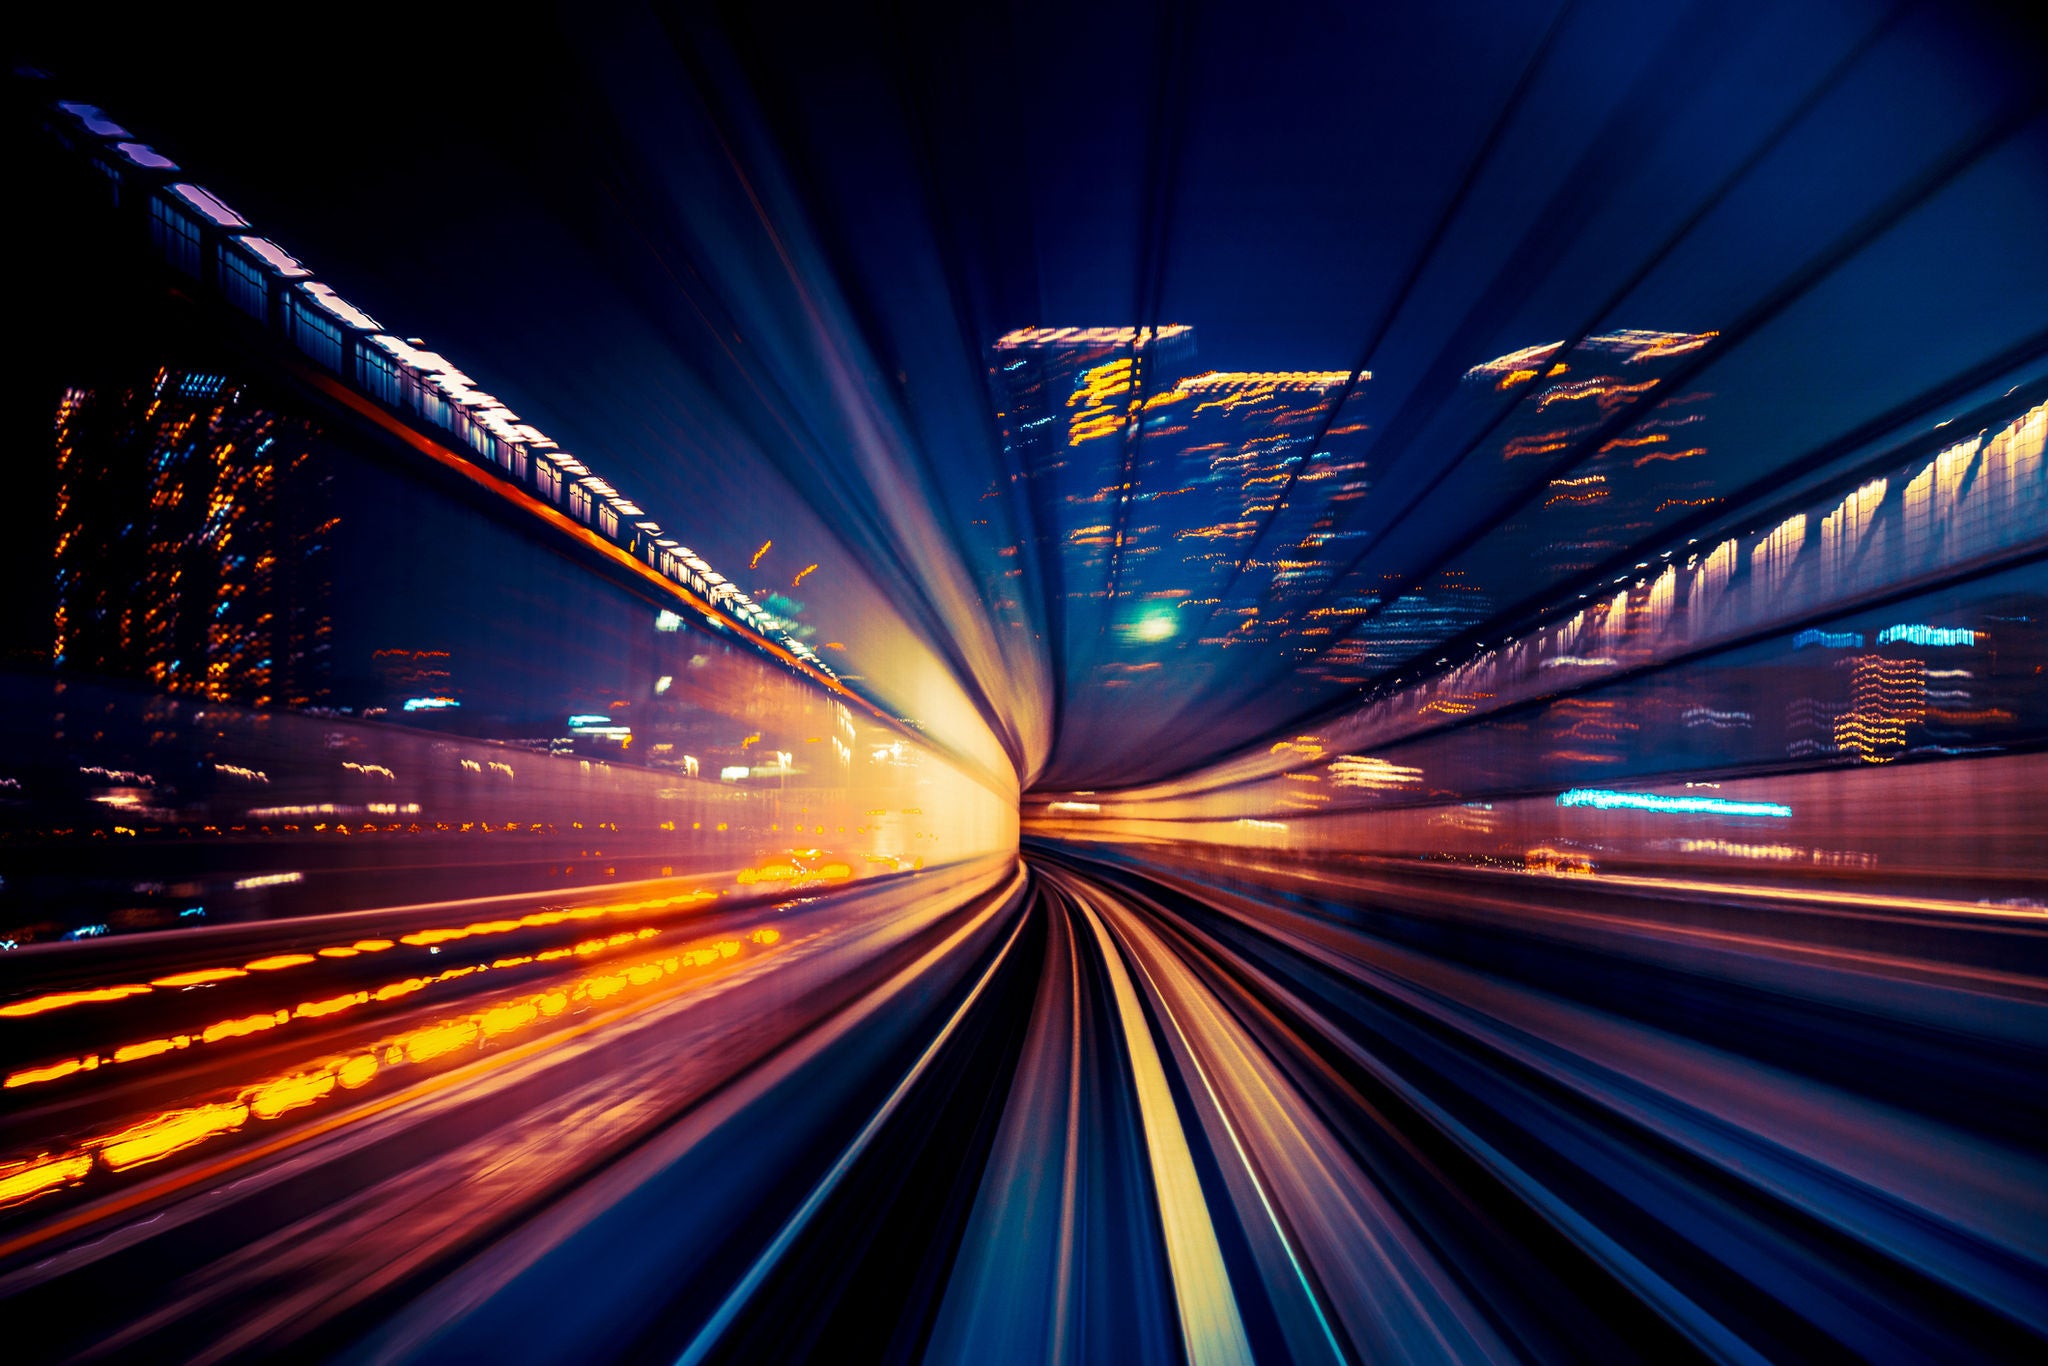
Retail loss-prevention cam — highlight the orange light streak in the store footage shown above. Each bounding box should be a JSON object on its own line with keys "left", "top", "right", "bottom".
{"left": 244, "top": 954, "right": 317, "bottom": 972}
{"left": 397, "top": 1020, "right": 480, "bottom": 1064}
{"left": 202, "top": 1012, "right": 284, "bottom": 1044}
{"left": 0, "top": 890, "right": 723, "bottom": 1093}
{"left": 2, "top": 919, "right": 789, "bottom": 1215}
{"left": 296, "top": 992, "right": 369, "bottom": 1019}
{"left": 1, "top": 986, "right": 152, "bottom": 1018}
{"left": 244, "top": 1070, "right": 335, "bottom": 1120}
{"left": 152, "top": 968, "right": 248, "bottom": 987}
{"left": 100, "top": 1103, "right": 250, "bottom": 1171}
{"left": 5, "top": 1058, "right": 94, "bottom": 1089}
{"left": 0, "top": 1155, "right": 93, "bottom": 1209}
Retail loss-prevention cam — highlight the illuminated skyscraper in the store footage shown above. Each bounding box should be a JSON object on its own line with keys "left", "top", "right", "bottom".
{"left": 53, "top": 367, "right": 334, "bottom": 708}
{"left": 988, "top": 325, "right": 1199, "bottom": 618}
{"left": 1139, "top": 369, "right": 1367, "bottom": 638}
{"left": 1277, "top": 329, "right": 1721, "bottom": 690}
{"left": 988, "top": 327, "right": 1382, "bottom": 661}
{"left": 989, "top": 326, "right": 1720, "bottom": 704}
{"left": 1833, "top": 653, "right": 1926, "bottom": 763}
{"left": 1465, "top": 329, "right": 1719, "bottom": 582}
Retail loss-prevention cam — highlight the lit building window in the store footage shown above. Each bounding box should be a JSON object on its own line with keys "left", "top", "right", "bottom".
{"left": 219, "top": 247, "right": 267, "bottom": 321}
{"left": 287, "top": 298, "right": 345, "bottom": 372}
{"left": 89, "top": 155, "right": 121, "bottom": 205}
{"left": 359, "top": 347, "right": 402, "bottom": 406}
{"left": 148, "top": 197, "right": 203, "bottom": 275}
{"left": 535, "top": 461, "right": 562, "bottom": 503}
{"left": 568, "top": 483, "right": 593, "bottom": 523}
{"left": 417, "top": 383, "right": 449, "bottom": 429}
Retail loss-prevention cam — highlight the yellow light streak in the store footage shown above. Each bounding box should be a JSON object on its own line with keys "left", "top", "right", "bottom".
{"left": 152, "top": 968, "right": 248, "bottom": 987}
{"left": 0, "top": 1155, "right": 93, "bottom": 1208}
{"left": 1077, "top": 899, "right": 1252, "bottom": 1366}
{"left": 1, "top": 986, "right": 152, "bottom": 1018}
{"left": 101, "top": 1103, "right": 250, "bottom": 1171}
{"left": 244, "top": 954, "right": 317, "bottom": 971}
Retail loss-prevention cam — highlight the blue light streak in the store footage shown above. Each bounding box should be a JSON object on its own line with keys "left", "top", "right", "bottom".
{"left": 1876, "top": 624, "right": 1975, "bottom": 647}
{"left": 1793, "top": 629, "right": 1863, "bottom": 649}
{"left": 1557, "top": 788, "right": 1792, "bottom": 817}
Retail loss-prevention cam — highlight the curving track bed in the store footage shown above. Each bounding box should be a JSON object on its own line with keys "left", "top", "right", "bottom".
{"left": 0, "top": 849, "right": 2042, "bottom": 1363}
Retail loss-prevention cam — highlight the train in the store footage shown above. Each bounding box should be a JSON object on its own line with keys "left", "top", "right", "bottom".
{"left": 31, "top": 89, "right": 842, "bottom": 694}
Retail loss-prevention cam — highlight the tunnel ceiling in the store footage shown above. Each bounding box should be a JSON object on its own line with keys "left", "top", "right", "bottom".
{"left": 21, "top": 1, "right": 2047, "bottom": 793}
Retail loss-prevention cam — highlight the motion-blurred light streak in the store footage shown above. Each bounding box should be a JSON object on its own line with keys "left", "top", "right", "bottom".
{"left": 1074, "top": 889, "right": 1255, "bottom": 1366}
{"left": 0, "top": 920, "right": 791, "bottom": 1214}
{"left": 1554, "top": 788, "right": 1793, "bottom": 817}
{"left": 3, "top": 5, "right": 2045, "bottom": 1360}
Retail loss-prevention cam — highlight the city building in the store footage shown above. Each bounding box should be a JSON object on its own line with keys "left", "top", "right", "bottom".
{"left": 53, "top": 366, "right": 334, "bottom": 709}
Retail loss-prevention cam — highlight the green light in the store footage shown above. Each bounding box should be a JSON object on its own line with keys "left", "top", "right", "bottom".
{"left": 1129, "top": 609, "right": 1177, "bottom": 643}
